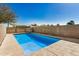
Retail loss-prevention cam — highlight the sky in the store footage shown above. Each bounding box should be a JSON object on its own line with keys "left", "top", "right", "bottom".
{"left": 6, "top": 3, "right": 79, "bottom": 25}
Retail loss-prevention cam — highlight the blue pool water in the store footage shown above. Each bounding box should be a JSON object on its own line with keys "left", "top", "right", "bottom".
{"left": 14, "top": 33, "right": 60, "bottom": 55}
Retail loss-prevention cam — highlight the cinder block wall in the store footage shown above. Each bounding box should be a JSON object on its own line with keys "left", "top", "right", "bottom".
{"left": 33, "top": 25, "right": 79, "bottom": 39}
{"left": 7, "top": 27, "right": 32, "bottom": 33}
{"left": 0, "top": 24, "right": 6, "bottom": 45}
{"left": 7, "top": 25, "right": 79, "bottom": 38}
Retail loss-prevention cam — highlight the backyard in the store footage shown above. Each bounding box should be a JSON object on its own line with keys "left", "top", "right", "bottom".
{"left": 0, "top": 3, "right": 79, "bottom": 56}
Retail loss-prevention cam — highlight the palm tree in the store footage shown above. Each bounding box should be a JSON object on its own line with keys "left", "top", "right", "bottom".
{"left": 0, "top": 4, "right": 16, "bottom": 27}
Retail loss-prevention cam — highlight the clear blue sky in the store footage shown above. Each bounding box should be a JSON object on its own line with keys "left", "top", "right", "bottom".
{"left": 7, "top": 3, "right": 79, "bottom": 25}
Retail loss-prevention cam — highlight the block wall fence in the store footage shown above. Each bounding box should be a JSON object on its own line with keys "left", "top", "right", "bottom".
{"left": 33, "top": 25, "right": 79, "bottom": 39}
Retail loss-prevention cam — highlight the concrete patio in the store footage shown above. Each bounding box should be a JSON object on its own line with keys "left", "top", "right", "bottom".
{"left": 0, "top": 34, "right": 24, "bottom": 56}
{"left": 0, "top": 34, "right": 79, "bottom": 56}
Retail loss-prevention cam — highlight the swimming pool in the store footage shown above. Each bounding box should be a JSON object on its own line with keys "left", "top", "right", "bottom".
{"left": 14, "top": 33, "right": 60, "bottom": 55}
